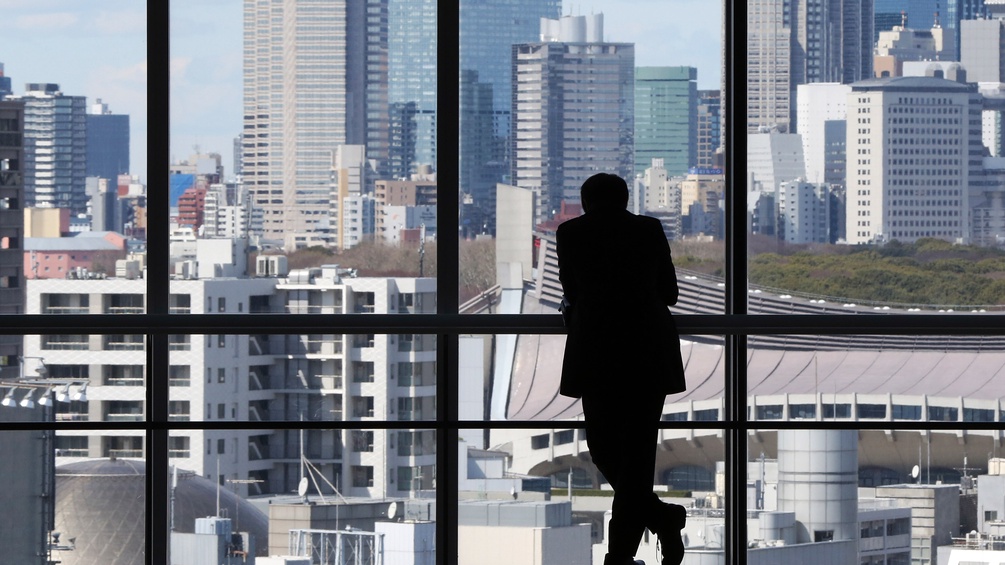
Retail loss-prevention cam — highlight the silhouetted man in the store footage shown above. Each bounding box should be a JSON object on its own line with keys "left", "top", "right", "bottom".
{"left": 557, "top": 173, "right": 686, "bottom": 565}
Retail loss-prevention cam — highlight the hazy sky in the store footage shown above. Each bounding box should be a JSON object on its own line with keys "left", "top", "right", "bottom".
{"left": 0, "top": 0, "right": 723, "bottom": 183}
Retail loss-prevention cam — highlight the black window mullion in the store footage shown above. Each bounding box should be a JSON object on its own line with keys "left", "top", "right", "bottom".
{"left": 436, "top": 1, "right": 460, "bottom": 564}
{"left": 723, "top": 0, "right": 749, "bottom": 564}
{"left": 147, "top": 1, "right": 170, "bottom": 564}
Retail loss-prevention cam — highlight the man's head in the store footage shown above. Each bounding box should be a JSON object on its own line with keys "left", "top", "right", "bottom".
{"left": 580, "top": 173, "right": 629, "bottom": 213}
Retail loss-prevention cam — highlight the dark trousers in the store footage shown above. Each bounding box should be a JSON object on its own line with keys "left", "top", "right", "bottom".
{"left": 582, "top": 392, "right": 667, "bottom": 559}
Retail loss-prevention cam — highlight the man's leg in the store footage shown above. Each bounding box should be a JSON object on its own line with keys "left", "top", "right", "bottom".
{"left": 583, "top": 393, "right": 665, "bottom": 560}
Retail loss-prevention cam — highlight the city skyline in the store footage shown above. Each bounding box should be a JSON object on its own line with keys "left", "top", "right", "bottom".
{"left": 0, "top": 0, "right": 723, "bottom": 183}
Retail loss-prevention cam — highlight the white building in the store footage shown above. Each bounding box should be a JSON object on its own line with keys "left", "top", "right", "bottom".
{"left": 778, "top": 179, "right": 830, "bottom": 244}
{"left": 31, "top": 264, "right": 437, "bottom": 498}
{"left": 795, "top": 83, "right": 850, "bottom": 185}
{"left": 845, "top": 74, "right": 982, "bottom": 244}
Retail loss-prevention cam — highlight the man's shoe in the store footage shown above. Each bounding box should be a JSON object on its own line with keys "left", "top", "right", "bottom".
{"left": 652, "top": 503, "right": 686, "bottom": 565}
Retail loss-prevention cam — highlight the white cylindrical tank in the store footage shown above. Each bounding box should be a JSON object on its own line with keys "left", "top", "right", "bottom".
{"left": 777, "top": 429, "right": 858, "bottom": 544}
{"left": 559, "top": 15, "right": 586, "bottom": 42}
{"left": 587, "top": 13, "right": 603, "bottom": 42}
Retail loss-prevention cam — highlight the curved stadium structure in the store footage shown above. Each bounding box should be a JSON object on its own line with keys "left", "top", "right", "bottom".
{"left": 481, "top": 267, "right": 1005, "bottom": 490}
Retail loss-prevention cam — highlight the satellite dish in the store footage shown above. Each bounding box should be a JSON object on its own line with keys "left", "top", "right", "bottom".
{"left": 911, "top": 465, "right": 920, "bottom": 479}
{"left": 297, "top": 477, "right": 309, "bottom": 497}
{"left": 388, "top": 501, "right": 398, "bottom": 520}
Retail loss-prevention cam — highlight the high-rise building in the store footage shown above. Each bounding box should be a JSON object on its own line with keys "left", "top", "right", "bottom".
{"left": 389, "top": 0, "right": 436, "bottom": 173}
{"left": 458, "top": 0, "right": 562, "bottom": 233}
{"left": 10, "top": 84, "right": 88, "bottom": 214}
{"left": 696, "top": 90, "right": 722, "bottom": 168}
{"left": 85, "top": 99, "right": 129, "bottom": 185}
{"left": 242, "top": 0, "right": 388, "bottom": 247}
{"left": 512, "top": 14, "right": 635, "bottom": 224}
{"left": 845, "top": 73, "right": 982, "bottom": 245}
{"left": 961, "top": 18, "right": 1005, "bottom": 83}
{"left": 747, "top": 0, "right": 874, "bottom": 133}
{"left": 634, "top": 67, "right": 698, "bottom": 177}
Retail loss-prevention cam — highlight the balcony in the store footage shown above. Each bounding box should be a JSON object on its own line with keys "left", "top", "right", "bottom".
{"left": 317, "top": 374, "right": 343, "bottom": 390}
{"left": 168, "top": 449, "right": 191, "bottom": 458}
{"left": 104, "top": 336, "right": 144, "bottom": 351}
{"left": 42, "top": 306, "right": 90, "bottom": 314}
{"left": 105, "top": 306, "right": 144, "bottom": 315}
{"left": 106, "top": 413, "right": 144, "bottom": 422}
{"left": 42, "top": 336, "right": 89, "bottom": 351}
{"left": 168, "top": 335, "right": 191, "bottom": 351}
{"left": 56, "top": 413, "right": 88, "bottom": 422}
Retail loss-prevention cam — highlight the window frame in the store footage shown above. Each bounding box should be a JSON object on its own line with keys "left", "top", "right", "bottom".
{"left": 3, "top": 3, "right": 1001, "bottom": 565}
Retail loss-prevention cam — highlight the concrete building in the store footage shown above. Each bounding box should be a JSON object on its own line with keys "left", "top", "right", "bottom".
{"left": 202, "top": 183, "right": 254, "bottom": 240}
{"left": 845, "top": 73, "right": 982, "bottom": 244}
{"left": 778, "top": 179, "right": 831, "bottom": 243}
{"left": 374, "top": 172, "right": 437, "bottom": 244}
{"left": 874, "top": 23, "right": 956, "bottom": 78}
{"left": 9, "top": 84, "right": 88, "bottom": 214}
{"left": 795, "top": 83, "right": 850, "bottom": 185}
{"left": 678, "top": 169, "right": 725, "bottom": 239}
{"left": 962, "top": 18, "right": 1005, "bottom": 83}
{"left": 634, "top": 66, "right": 698, "bottom": 177}
{"left": 85, "top": 99, "right": 129, "bottom": 185}
{"left": 24, "top": 231, "right": 128, "bottom": 279}
{"left": 242, "top": 0, "right": 387, "bottom": 246}
{"left": 747, "top": 131, "right": 806, "bottom": 236}
{"left": 331, "top": 145, "right": 376, "bottom": 250}
{"left": 747, "top": 0, "right": 874, "bottom": 132}
{"left": 511, "top": 14, "right": 634, "bottom": 224}
{"left": 30, "top": 262, "right": 436, "bottom": 499}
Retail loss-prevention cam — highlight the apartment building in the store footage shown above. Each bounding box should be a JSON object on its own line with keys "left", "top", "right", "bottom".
{"left": 29, "top": 264, "right": 436, "bottom": 498}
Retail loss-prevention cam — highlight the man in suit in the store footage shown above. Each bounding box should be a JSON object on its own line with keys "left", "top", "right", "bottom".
{"left": 557, "top": 173, "right": 687, "bottom": 565}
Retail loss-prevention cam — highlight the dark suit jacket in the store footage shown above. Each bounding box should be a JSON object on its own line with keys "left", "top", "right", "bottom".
{"left": 556, "top": 208, "right": 685, "bottom": 398}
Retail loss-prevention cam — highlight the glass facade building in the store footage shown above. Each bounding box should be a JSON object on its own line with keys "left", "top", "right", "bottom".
{"left": 634, "top": 66, "right": 698, "bottom": 177}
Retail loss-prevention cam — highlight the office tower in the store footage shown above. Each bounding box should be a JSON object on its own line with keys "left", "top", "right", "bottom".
{"left": 634, "top": 67, "right": 698, "bottom": 177}
{"left": 86, "top": 99, "right": 130, "bottom": 184}
{"left": 512, "top": 14, "right": 635, "bottom": 224}
{"left": 0, "top": 63, "right": 11, "bottom": 99}
{"left": 242, "top": 0, "right": 388, "bottom": 247}
{"left": 389, "top": 0, "right": 436, "bottom": 173}
{"left": 747, "top": 0, "right": 874, "bottom": 133}
{"left": 232, "top": 135, "right": 242, "bottom": 179}
{"left": 332, "top": 145, "right": 375, "bottom": 250}
{"left": 10, "top": 84, "right": 88, "bottom": 215}
{"left": 696, "top": 90, "right": 722, "bottom": 168}
{"left": 961, "top": 18, "right": 1005, "bottom": 83}
{"left": 458, "top": 0, "right": 562, "bottom": 233}
{"left": 846, "top": 73, "right": 982, "bottom": 245}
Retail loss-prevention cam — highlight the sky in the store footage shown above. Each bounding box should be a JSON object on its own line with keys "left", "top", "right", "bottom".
{"left": 0, "top": 0, "right": 723, "bottom": 184}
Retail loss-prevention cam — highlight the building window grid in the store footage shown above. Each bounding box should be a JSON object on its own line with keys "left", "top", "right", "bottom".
{"left": 22, "top": 3, "right": 997, "bottom": 565}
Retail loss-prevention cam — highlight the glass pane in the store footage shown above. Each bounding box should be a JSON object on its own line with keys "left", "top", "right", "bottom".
{"left": 171, "top": 334, "right": 436, "bottom": 423}
{"left": 745, "top": 0, "right": 1000, "bottom": 307}
{"left": 171, "top": 0, "right": 438, "bottom": 284}
{"left": 459, "top": 1, "right": 724, "bottom": 310}
{"left": 54, "top": 429, "right": 147, "bottom": 563}
{"left": 747, "top": 334, "right": 1005, "bottom": 412}
{"left": 461, "top": 334, "right": 722, "bottom": 422}
{"left": 168, "top": 427, "right": 435, "bottom": 561}
{"left": 745, "top": 428, "right": 988, "bottom": 564}
{"left": 460, "top": 427, "right": 715, "bottom": 565}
